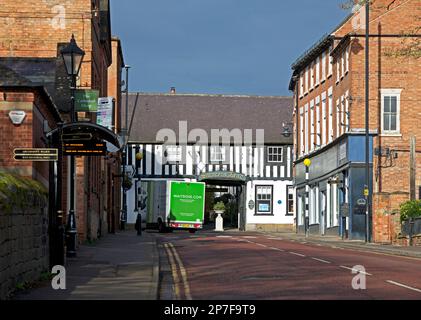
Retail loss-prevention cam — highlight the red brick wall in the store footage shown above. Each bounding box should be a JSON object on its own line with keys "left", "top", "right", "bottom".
{"left": 292, "top": 0, "right": 421, "bottom": 243}
{"left": 0, "top": 0, "right": 114, "bottom": 243}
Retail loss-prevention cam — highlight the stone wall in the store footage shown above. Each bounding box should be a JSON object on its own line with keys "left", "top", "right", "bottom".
{"left": 0, "top": 207, "right": 49, "bottom": 300}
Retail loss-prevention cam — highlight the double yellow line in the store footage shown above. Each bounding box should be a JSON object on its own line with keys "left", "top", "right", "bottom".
{"left": 164, "top": 243, "right": 192, "bottom": 300}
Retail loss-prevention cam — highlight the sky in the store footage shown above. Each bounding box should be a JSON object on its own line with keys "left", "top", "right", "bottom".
{"left": 110, "top": 0, "right": 350, "bottom": 97}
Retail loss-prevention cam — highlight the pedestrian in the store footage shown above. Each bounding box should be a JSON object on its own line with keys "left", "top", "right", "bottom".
{"left": 135, "top": 212, "right": 142, "bottom": 236}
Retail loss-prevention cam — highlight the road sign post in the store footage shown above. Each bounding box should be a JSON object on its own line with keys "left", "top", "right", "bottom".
{"left": 14, "top": 148, "right": 58, "bottom": 161}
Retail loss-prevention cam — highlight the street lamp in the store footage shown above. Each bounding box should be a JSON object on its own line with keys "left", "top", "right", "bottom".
{"left": 61, "top": 34, "right": 85, "bottom": 257}
{"left": 304, "top": 158, "right": 311, "bottom": 238}
{"left": 121, "top": 65, "right": 131, "bottom": 230}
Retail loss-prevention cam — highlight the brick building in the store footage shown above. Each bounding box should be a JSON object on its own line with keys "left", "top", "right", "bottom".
{"left": 0, "top": 0, "right": 124, "bottom": 243}
{"left": 289, "top": 0, "right": 421, "bottom": 242}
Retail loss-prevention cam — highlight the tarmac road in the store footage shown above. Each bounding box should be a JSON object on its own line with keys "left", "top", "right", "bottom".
{"left": 157, "top": 231, "right": 421, "bottom": 300}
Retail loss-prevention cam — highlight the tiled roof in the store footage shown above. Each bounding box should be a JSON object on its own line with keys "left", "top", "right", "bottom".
{"left": 124, "top": 93, "right": 293, "bottom": 145}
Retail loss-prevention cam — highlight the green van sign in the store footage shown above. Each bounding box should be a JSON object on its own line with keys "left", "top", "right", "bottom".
{"left": 169, "top": 182, "right": 205, "bottom": 223}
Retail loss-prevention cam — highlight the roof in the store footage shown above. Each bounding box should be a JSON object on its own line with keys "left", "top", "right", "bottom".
{"left": 124, "top": 93, "right": 293, "bottom": 145}
{"left": 289, "top": 11, "right": 355, "bottom": 90}
{"left": 0, "top": 57, "right": 72, "bottom": 113}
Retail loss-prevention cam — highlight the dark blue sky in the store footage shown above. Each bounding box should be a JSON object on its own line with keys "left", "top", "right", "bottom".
{"left": 110, "top": 0, "right": 349, "bottom": 96}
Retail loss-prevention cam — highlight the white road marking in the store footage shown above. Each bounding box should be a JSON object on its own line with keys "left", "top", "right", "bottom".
{"left": 256, "top": 243, "right": 267, "bottom": 248}
{"left": 301, "top": 242, "right": 308, "bottom": 244}
{"left": 242, "top": 236, "right": 257, "bottom": 239}
{"left": 269, "top": 247, "right": 285, "bottom": 252}
{"left": 289, "top": 252, "right": 306, "bottom": 257}
{"left": 266, "top": 238, "right": 283, "bottom": 241}
{"left": 340, "top": 266, "right": 372, "bottom": 276}
{"left": 386, "top": 281, "right": 421, "bottom": 293}
{"left": 311, "top": 257, "right": 331, "bottom": 264}
{"left": 216, "top": 236, "right": 232, "bottom": 238}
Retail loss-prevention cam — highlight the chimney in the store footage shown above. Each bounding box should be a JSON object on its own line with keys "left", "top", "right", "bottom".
{"left": 170, "top": 87, "right": 176, "bottom": 94}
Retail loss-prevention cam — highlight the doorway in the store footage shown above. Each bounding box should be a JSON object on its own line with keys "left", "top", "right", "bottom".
{"left": 320, "top": 190, "right": 327, "bottom": 235}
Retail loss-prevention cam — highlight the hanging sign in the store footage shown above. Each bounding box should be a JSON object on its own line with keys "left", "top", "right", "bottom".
{"left": 97, "top": 97, "right": 114, "bottom": 130}
{"left": 74, "top": 89, "right": 99, "bottom": 112}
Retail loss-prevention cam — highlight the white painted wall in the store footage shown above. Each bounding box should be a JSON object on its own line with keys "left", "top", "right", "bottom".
{"left": 246, "top": 180, "right": 294, "bottom": 226}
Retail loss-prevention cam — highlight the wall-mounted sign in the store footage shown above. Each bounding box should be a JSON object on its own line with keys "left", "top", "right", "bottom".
{"left": 97, "top": 97, "right": 114, "bottom": 130}
{"left": 8, "top": 110, "right": 26, "bottom": 125}
{"left": 357, "top": 198, "right": 367, "bottom": 206}
{"left": 258, "top": 203, "right": 270, "bottom": 212}
{"left": 63, "top": 140, "right": 106, "bottom": 156}
{"left": 14, "top": 148, "right": 58, "bottom": 161}
{"left": 199, "top": 171, "right": 247, "bottom": 183}
{"left": 248, "top": 200, "right": 255, "bottom": 210}
{"left": 74, "top": 89, "right": 99, "bottom": 112}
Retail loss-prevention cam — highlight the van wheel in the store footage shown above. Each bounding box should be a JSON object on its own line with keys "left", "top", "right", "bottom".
{"left": 189, "top": 229, "right": 196, "bottom": 234}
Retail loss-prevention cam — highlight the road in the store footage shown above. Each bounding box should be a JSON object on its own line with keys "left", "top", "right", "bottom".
{"left": 156, "top": 231, "right": 421, "bottom": 300}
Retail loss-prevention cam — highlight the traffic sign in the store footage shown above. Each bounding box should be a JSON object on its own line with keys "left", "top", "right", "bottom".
{"left": 13, "top": 148, "right": 58, "bottom": 161}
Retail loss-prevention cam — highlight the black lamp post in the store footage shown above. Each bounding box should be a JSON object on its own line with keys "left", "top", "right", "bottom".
{"left": 61, "top": 34, "right": 85, "bottom": 257}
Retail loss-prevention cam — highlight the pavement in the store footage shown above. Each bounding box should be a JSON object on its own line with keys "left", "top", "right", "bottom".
{"left": 13, "top": 230, "right": 160, "bottom": 300}
{"left": 258, "top": 231, "right": 421, "bottom": 259}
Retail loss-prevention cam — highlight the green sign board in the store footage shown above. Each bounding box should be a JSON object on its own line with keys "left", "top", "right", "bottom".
{"left": 199, "top": 171, "right": 248, "bottom": 183}
{"left": 74, "top": 89, "right": 99, "bottom": 112}
{"left": 170, "top": 182, "right": 205, "bottom": 224}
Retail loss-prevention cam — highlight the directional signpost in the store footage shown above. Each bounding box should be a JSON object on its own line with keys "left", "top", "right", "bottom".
{"left": 14, "top": 148, "right": 58, "bottom": 161}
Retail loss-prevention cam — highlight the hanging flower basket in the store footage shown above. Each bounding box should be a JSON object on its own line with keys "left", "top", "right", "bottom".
{"left": 122, "top": 175, "right": 133, "bottom": 191}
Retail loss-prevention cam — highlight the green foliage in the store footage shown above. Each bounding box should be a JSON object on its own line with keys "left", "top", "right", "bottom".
{"left": 0, "top": 172, "right": 48, "bottom": 213}
{"left": 213, "top": 201, "right": 226, "bottom": 211}
{"left": 399, "top": 200, "right": 421, "bottom": 223}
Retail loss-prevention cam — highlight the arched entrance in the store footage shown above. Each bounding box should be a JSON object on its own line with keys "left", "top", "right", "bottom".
{"left": 198, "top": 171, "right": 248, "bottom": 231}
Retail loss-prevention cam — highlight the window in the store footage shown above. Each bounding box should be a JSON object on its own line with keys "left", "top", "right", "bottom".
{"left": 328, "top": 46, "right": 333, "bottom": 76}
{"left": 310, "top": 100, "right": 315, "bottom": 151}
{"left": 287, "top": 186, "right": 294, "bottom": 216}
{"left": 345, "top": 47, "right": 350, "bottom": 73}
{"left": 322, "top": 92, "right": 327, "bottom": 146}
{"left": 316, "top": 97, "right": 321, "bottom": 148}
{"left": 310, "top": 62, "right": 314, "bottom": 89}
{"left": 305, "top": 104, "right": 309, "bottom": 154}
{"left": 256, "top": 186, "right": 273, "bottom": 215}
{"left": 328, "top": 89, "right": 333, "bottom": 143}
{"left": 322, "top": 52, "right": 327, "bottom": 81}
{"left": 267, "top": 146, "right": 283, "bottom": 163}
{"left": 341, "top": 52, "right": 345, "bottom": 78}
{"left": 210, "top": 146, "right": 226, "bottom": 162}
{"left": 316, "top": 57, "right": 320, "bottom": 86}
{"left": 305, "top": 67, "right": 309, "bottom": 94}
{"left": 300, "top": 107, "right": 304, "bottom": 155}
{"left": 165, "top": 146, "right": 182, "bottom": 163}
{"left": 300, "top": 73, "right": 304, "bottom": 97}
{"left": 336, "top": 99, "right": 340, "bottom": 138}
{"left": 381, "top": 89, "right": 402, "bottom": 134}
{"left": 345, "top": 91, "right": 350, "bottom": 132}
{"left": 336, "top": 60, "right": 340, "bottom": 83}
